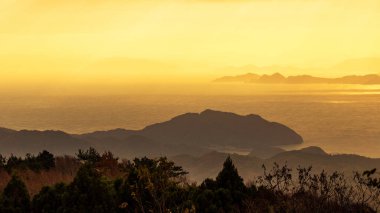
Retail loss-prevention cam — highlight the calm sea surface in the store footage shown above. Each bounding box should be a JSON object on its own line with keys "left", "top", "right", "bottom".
{"left": 1, "top": 93, "right": 380, "bottom": 157}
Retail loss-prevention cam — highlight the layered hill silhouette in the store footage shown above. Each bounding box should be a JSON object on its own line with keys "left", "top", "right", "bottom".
{"left": 2, "top": 113, "right": 379, "bottom": 184}
{"left": 0, "top": 128, "right": 88, "bottom": 155}
{"left": 171, "top": 146, "right": 380, "bottom": 183}
{"left": 214, "top": 72, "right": 380, "bottom": 85}
{"left": 0, "top": 110, "right": 302, "bottom": 157}
{"left": 136, "top": 109, "right": 302, "bottom": 147}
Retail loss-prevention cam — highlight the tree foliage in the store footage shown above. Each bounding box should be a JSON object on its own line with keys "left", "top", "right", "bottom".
{"left": 32, "top": 183, "right": 67, "bottom": 213}
{"left": 76, "top": 147, "right": 101, "bottom": 164}
{"left": 1, "top": 150, "right": 55, "bottom": 172}
{"left": 0, "top": 149, "right": 379, "bottom": 212}
{"left": 63, "top": 164, "right": 117, "bottom": 213}
{"left": 196, "top": 156, "right": 247, "bottom": 212}
{"left": 0, "top": 175, "right": 30, "bottom": 213}
{"left": 116, "top": 156, "right": 191, "bottom": 213}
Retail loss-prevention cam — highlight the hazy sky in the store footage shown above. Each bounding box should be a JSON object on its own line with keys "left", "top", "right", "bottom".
{"left": 1, "top": 0, "right": 380, "bottom": 88}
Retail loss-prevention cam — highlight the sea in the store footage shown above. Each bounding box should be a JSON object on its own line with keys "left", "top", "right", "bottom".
{"left": 1, "top": 83, "right": 380, "bottom": 157}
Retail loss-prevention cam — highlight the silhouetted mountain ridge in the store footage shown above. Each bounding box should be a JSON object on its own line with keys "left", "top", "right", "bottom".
{"left": 214, "top": 73, "right": 380, "bottom": 85}
{"left": 0, "top": 129, "right": 88, "bottom": 155}
{"left": 138, "top": 109, "right": 303, "bottom": 148}
{"left": 0, "top": 110, "right": 302, "bottom": 157}
{"left": 171, "top": 146, "right": 380, "bottom": 182}
{"left": 1, "top": 115, "right": 378, "bottom": 185}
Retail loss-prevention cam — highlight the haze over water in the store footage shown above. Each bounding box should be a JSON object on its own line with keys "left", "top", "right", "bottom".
{"left": 1, "top": 0, "right": 380, "bottom": 159}
{"left": 1, "top": 84, "right": 380, "bottom": 158}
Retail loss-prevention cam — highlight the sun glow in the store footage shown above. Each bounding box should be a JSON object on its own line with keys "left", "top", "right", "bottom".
{"left": 1, "top": 0, "right": 380, "bottom": 94}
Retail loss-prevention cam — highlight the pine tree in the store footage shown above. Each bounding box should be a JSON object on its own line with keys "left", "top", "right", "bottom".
{"left": 32, "top": 183, "right": 66, "bottom": 213}
{"left": 36, "top": 150, "right": 55, "bottom": 170}
{"left": 1, "top": 175, "right": 30, "bottom": 213}
{"left": 64, "top": 164, "right": 116, "bottom": 213}
{"left": 216, "top": 156, "right": 245, "bottom": 191}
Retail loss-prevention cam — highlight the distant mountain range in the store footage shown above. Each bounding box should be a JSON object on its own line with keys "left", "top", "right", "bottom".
{"left": 214, "top": 73, "right": 380, "bottom": 85}
{"left": 215, "top": 57, "right": 380, "bottom": 84}
{"left": 0, "top": 110, "right": 302, "bottom": 157}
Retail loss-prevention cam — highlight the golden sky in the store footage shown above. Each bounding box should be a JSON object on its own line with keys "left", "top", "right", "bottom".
{"left": 1, "top": 0, "right": 380, "bottom": 89}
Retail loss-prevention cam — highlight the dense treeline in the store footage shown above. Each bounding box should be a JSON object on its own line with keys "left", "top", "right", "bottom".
{"left": 0, "top": 151, "right": 55, "bottom": 172}
{"left": 0, "top": 148, "right": 379, "bottom": 212}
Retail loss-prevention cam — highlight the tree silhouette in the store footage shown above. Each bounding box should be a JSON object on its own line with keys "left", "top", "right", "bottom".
{"left": 0, "top": 154, "right": 6, "bottom": 167}
{"left": 117, "top": 157, "right": 189, "bottom": 213}
{"left": 0, "top": 175, "right": 30, "bottom": 213}
{"left": 216, "top": 156, "right": 245, "bottom": 191}
{"left": 0, "top": 149, "right": 378, "bottom": 212}
{"left": 36, "top": 150, "right": 55, "bottom": 170}
{"left": 32, "top": 183, "right": 67, "bottom": 213}
{"left": 195, "top": 156, "right": 246, "bottom": 212}
{"left": 64, "top": 165, "right": 116, "bottom": 213}
{"left": 76, "top": 147, "right": 101, "bottom": 164}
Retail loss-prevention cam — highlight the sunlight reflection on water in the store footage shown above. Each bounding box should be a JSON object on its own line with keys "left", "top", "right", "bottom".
{"left": 1, "top": 85, "right": 380, "bottom": 157}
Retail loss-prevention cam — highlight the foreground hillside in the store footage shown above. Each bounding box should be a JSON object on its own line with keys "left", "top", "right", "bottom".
{"left": 0, "top": 148, "right": 379, "bottom": 212}
{"left": 172, "top": 146, "right": 380, "bottom": 183}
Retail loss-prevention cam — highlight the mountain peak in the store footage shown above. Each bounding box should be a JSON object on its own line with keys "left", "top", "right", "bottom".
{"left": 141, "top": 110, "right": 303, "bottom": 148}
{"left": 299, "top": 146, "right": 328, "bottom": 155}
{"left": 200, "top": 109, "right": 236, "bottom": 117}
{"left": 200, "top": 109, "right": 219, "bottom": 114}
{"left": 272, "top": 72, "right": 285, "bottom": 78}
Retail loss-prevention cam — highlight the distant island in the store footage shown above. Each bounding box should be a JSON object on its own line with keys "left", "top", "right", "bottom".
{"left": 214, "top": 72, "right": 380, "bottom": 85}
{"left": 1, "top": 109, "right": 379, "bottom": 184}
{"left": 0, "top": 109, "right": 302, "bottom": 157}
